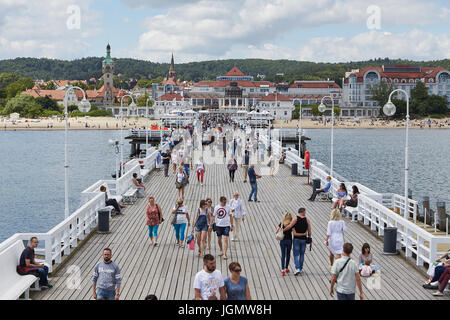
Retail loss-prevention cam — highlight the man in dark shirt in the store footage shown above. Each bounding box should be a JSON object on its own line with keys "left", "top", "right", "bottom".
{"left": 19, "top": 237, "right": 52, "bottom": 288}
{"left": 161, "top": 150, "right": 170, "bottom": 177}
{"left": 247, "top": 164, "right": 262, "bottom": 202}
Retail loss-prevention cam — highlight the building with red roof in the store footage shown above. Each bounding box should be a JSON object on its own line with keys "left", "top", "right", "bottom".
{"left": 342, "top": 65, "right": 450, "bottom": 118}
{"left": 190, "top": 66, "right": 276, "bottom": 110}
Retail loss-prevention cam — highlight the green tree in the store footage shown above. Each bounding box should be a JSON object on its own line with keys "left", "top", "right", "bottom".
{"left": 6, "top": 78, "right": 35, "bottom": 99}
{"left": 309, "top": 104, "right": 320, "bottom": 116}
{"left": 3, "top": 95, "right": 42, "bottom": 118}
{"left": 136, "top": 93, "right": 152, "bottom": 107}
{"left": 369, "top": 81, "right": 395, "bottom": 109}
{"left": 35, "top": 96, "right": 59, "bottom": 111}
{"left": 137, "top": 79, "right": 152, "bottom": 88}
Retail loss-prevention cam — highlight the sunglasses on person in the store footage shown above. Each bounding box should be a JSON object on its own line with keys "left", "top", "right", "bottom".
{"left": 233, "top": 269, "right": 242, "bottom": 272}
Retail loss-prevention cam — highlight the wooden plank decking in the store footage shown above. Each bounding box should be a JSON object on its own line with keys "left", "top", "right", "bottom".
{"left": 31, "top": 142, "right": 449, "bottom": 300}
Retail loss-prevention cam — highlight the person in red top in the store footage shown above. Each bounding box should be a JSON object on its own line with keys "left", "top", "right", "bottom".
{"left": 145, "top": 196, "right": 163, "bottom": 246}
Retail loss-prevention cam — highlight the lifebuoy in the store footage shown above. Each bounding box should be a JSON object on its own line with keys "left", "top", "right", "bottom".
{"left": 304, "top": 150, "right": 310, "bottom": 169}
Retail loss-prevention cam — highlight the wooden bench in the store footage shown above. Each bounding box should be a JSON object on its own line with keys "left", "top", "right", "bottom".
{"left": 0, "top": 240, "right": 40, "bottom": 300}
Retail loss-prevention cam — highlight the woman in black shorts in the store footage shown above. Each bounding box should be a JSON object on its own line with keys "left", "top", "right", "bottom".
{"left": 344, "top": 185, "right": 359, "bottom": 208}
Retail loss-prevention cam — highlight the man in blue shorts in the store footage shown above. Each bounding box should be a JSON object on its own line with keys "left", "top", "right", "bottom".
{"left": 210, "top": 196, "right": 234, "bottom": 260}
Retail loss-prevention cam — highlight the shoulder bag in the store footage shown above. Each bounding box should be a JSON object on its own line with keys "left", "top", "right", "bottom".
{"left": 335, "top": 257, "right": 351, "bottom": 284}
{"left": 276, "top": 222, "right": 285, "bottom": 241}
{"left": 305, "top": 218, "right": 312, "bottom": 250}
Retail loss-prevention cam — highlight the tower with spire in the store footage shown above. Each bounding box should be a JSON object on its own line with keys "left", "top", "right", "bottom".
{"left": 102, "top": 43, "right": 115, "bottom": 106}
{"left": 168, "top": 52, "right": 176, "bottom": 79}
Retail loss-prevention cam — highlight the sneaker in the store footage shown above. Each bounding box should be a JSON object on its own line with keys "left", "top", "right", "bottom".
{"left": 285, "top": 269, "right": 290, "bottom": 274}
{"left": 231, "top": 238, "right": 235, "bottom": 241}
{"left": 248, "top": 199, "right": 253, "bottom": 202}
{"left": 281, "top": 270, "right": 286, "bottom": 276}
{"left": 432, "top": 291, "right": 444, "bottom": 296}
{"left": 294, "top": 269, "right": 301, "bottom": 276}
{"left": 298, "top": 270, "right": 303, "bottom": 274}
{"left": 41, "top": 284, "right": 53, "bottom": 289}
{"left": 255, "top": 200, "right": 260, "bottom": 203}
{"left": 430, "top": 281, "right": 440, "bottom": 286}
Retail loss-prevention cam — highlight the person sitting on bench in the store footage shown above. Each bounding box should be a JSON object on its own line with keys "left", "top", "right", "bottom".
{"left": 100, "top": 186, "right": 125, "bottom": 214}
{"left": 17, "top": 237, "right": 52, "bottom": 289}
{"left": 133, "top": 173, "right": 146, "bottom": 190}
{"left": 308, "top": 176, "right": 332, "bottom": 201}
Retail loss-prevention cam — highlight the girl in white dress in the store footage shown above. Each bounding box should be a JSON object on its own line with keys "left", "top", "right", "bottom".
{"left": 326, "top": 209, "right": 346, "bottom": 267}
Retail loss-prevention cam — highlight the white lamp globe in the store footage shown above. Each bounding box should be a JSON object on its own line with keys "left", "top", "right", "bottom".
{"left": 129, "top": 101, "right": 137, "bottom": 111}
{"left": 78, "top": 98, "right": 91, "bottom": 113}
{"left": 318, "top": 103, "right": 326, "bottom": 113}
{"left": 383, "top": 101, "right": 396, "bottom": 117}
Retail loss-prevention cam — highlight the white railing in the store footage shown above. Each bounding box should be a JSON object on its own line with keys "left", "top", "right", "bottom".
{"left": 382, "top": 193, "right": 419, "bottom": 223}
{"left": 285, "top": 150, "right": 306, "bottom": 175}
{"left": 0, "top": 142, "right": 170, "bottom": 274}
{"left": 0, "top": 192, "right": 105, "bottom": 273}
{"left": 357, "top": 194, "right": 450, "bottom": 266}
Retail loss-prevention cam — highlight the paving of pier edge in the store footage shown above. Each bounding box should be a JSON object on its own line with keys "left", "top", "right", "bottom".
{"left": 32, "top": 162, "right": 449, "bottom": 300}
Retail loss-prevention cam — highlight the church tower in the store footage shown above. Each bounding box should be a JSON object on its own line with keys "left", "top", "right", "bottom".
{"left": 168, "top": 52, "right": 176, "bottom": 79}
{"left": 102, "top": 43, "right": 114, "bottom": 106}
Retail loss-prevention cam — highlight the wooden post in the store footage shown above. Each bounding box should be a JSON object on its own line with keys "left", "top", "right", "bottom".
{"left": 437, "top": 201, "right": 447, "bottom": 232}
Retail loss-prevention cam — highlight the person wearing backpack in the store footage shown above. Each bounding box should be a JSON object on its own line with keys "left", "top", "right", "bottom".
{"left": 275, "top": 212, "right": 293, "bottom": 276}
{"left": 330, "top": 242, "right": 364, "bottom": 300}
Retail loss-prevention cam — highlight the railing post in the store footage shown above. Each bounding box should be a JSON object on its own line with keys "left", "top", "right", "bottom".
{"left": 44, "top": 235, "right": 53, "bottom": 273}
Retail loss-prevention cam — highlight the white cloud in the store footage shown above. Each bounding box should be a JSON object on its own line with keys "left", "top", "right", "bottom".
{"left": 0, "top": 0, "right": 101, "bottom": 59}
{"left": 296, "top": 29, "right": 450, "bottom": 62}
{"left": 132, "top": 0, "right": 449, "bottom": 62}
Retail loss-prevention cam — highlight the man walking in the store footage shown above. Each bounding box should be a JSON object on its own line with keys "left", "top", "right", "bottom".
{"left": 247, "top": 164, "right": 262, "bottom": 202}
{"left": 92, "top": 248, "right": 122, "bottom": 300}
{"left": 161, "top": 149, "right": 170, "bottom": 177}
{"left": 193, "top": 254, "right": 225, "bottom": 300}
{"left": 330, "top": 243, "right": 364, "bottom": 300}
{"left": 210, "top": 196, "right": 234, "bottom": 260}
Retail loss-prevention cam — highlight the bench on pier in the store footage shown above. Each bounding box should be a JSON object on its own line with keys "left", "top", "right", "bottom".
{"left": 344, "top": 206, "right": 359, "bottom": 222}
{"left": 0, "top": 240, "right": 40, "bottom": 300}
{"left": 122, "top": 188, "right": 138, "bottom": 205}
{"left": 317, "top": 191, "right": 332, "bottom": 201}
{"left": 140, "top": 168, "right": 151, "bottom": 182}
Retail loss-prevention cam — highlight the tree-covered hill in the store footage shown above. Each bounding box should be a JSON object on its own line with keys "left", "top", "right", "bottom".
{"left": 0, "top": 57, "right": 448, "bottom": 85}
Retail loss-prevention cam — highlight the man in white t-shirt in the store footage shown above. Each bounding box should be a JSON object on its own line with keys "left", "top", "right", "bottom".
{"left": 193, "top": 254, "right": 225, "bottom": 300}
{"left": 210, "top": 196, "right": 234, "bottom": 260}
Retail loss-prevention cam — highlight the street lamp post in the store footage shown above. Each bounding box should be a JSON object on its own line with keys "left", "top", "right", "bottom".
{"left": 298, "top": 101, "right": 302, "bottom": 157}
{"left": 63, "top": 85, "right": 91, "bottom": 219}
{"left": 318, "top": 95, "right": 335, "bottom": 177}
{"left": 120, "top": 94, "right": 136, "bottom": 175}
{"left": 146, "top": 98, "right": 151, "bottom": 151}
{"left": 383, "top": 89, "right": 410, "bottom": 219}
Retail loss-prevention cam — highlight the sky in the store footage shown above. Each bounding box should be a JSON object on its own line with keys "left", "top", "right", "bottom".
{"left": 0, "top": 0, "right": 449, "bottom": 64}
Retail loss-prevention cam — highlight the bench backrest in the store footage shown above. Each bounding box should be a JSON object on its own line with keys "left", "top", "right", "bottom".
{"left": 0, "top": 240, "right": 26, "bottom": 281}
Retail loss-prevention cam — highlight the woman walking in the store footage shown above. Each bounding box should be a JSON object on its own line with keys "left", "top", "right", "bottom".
{"left": 171, "top": 150, "right": 178, "bottom": 174}
{"left": 175, "top": 166, "right": 187, "bottom": 200}
{"left": 224, "top": 262, "right": 252, "bottom": 300}
{"left": 326, "top": 209, "right": 346, "bottom": 267}
{"left": 196, "top": 156, "right": 206, "bottom": 186}
{"left": 276, "top": 212, "right": 293, "bottom": 276}
{"left": 191, "top": 200, "right": 210, "bottom": 257}
{"left": 227, "top": 158, "right": 238, "bottom": 182}
{"left": 206, "top": 198, "right": 214, "bottom": 251}
{"left": 145, "top": 196, "right": 162, "bottom": 246}
{"left": 229, "top": 192, "right": 245, "bottom": 241}
{"left": 284, "top": 208, "right": 311, "bottom": 275}
{"left": 171, "top": 199, "right": 190, "bottom": 248}
{"left": 268, "top": 153, "right": 275, "bottom": 176}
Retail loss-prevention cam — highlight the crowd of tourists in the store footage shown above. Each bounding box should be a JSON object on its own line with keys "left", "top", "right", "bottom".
{"left": 15, "top": 118, "right": 448, "bottom": 301}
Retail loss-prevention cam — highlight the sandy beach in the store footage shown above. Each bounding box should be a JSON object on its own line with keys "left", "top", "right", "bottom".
{"left": 1, "top": 116, "right": 449, "bottom": 130}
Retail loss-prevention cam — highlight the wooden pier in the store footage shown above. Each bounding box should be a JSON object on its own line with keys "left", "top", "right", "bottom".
{"left": 32, "top": 156, "right": 448, "bottom": 300}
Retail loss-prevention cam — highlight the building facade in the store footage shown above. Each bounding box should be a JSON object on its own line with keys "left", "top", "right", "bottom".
{"left": 342, "top": 65, "right": 450, "bottom": 118}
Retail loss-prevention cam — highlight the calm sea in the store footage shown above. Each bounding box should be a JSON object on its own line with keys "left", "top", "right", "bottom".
{"left": 0, "top": 129, "right": 449, "bottom": 241}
